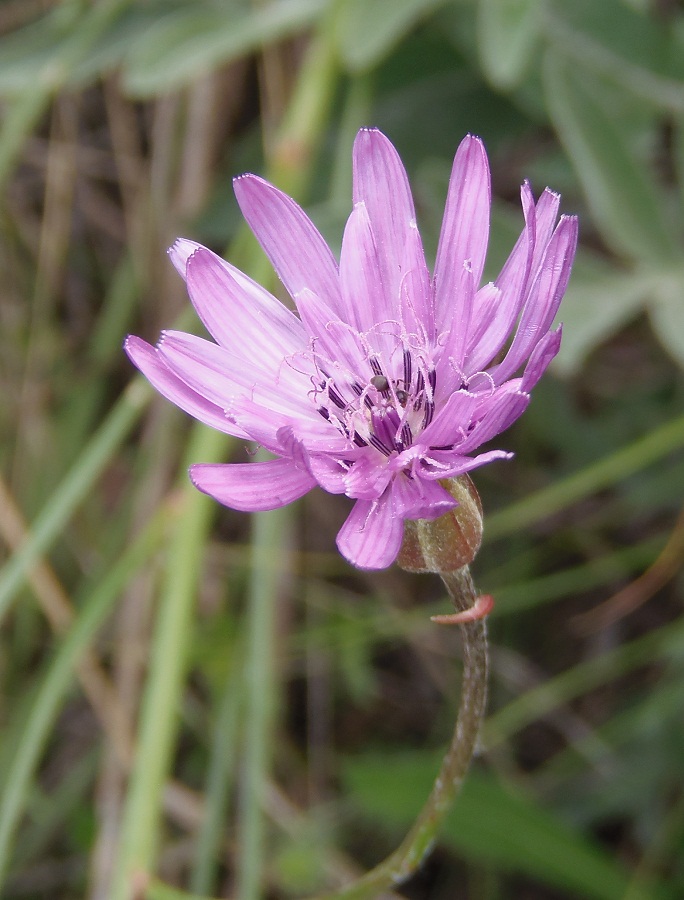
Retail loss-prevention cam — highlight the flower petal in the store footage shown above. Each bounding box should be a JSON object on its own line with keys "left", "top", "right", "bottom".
{"left": 530, "top": 188, "right": 561, "bottom": 274}
{"left": 490, "top": 214, "right": 578, "bottom": 385}
{"left": 464, "top": 182, "right": 536, "bottom": 374}
{"left": 456, "top": 389, "right": 529, "bottom": 454}
{"left": 183, "top": 246, "right": 305, "bottom": 360}
{"left": 434, "top": 264, "right": 475, "bottom": 397}
{"left": 339, "top": 201, "right": 389, "bottom": 334}
{"left": 294, "top": 288, "right": 369, "bottom": 376}
{"left": 190, "top": 458, "right": 316, "bottom": 511}
{"left": 168, "top": 237, "right": 200, "bottom": 278}
{"left": 336, "top": 496, "right": 403, "bottom": 570}
{"left": 124, "top": 336, "right": 247, "bottom": 438}
{"left": 233, "top": 174, "right": 342, "bottom": 309}
{"left": 434, "top": 135, "right": 491, "bottom": 334}
{"left": 343, "top": 455, "right": 393, "bottom": 499}
{"left": 400, "top": 221, "right": 434, "bottom": 343}
{"left": 419, "top": 390, "right": 481, "bottom": 447}
{"left": 391, "top": 474, "right": 456, "bottom": 521}
{"left": 158, "top": 331, "right": 313, "bottom": 420}
{"left": 421, "top": 448, "right": 513, "bottom": 479}
{"left": 521, "top": 326, "right": 562, "bottom": 392}
{"left": 352, "top": 128, "right": 423, "bottom": 326}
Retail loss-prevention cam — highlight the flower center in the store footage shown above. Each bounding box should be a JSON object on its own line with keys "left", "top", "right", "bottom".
{"left": 314, "top": 348, "right": 436, "bottom": 455}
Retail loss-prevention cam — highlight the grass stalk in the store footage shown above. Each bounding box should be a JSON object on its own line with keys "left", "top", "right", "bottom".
{"left": 0, "top": 499, "right": 175, "bottom": 888}
{"left": 236, "top": 505, "right": 293, "bottom": 900}
{"left": 109, "top": 425, "right": 227, "bottom": 900}
{"left": 486, "top": 412, "right": 684, "bottom": 540}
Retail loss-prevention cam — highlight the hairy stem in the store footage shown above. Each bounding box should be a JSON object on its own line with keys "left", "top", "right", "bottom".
{"left": 312, "top": 565, "right": 489, "bottom": 899}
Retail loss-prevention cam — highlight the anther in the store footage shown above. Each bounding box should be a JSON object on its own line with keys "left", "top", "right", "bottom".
{"left": 370, "top": 374, "right": 390, "bottom": 392}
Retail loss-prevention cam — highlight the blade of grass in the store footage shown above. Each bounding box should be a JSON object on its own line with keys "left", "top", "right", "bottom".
{"left": 483, "top": 616, "right": 684, "bottom": 748}
{"left": 485, "top": 413, "right": 684, "bottom": 541}
{"left": 189, "top": 649, "right": 243, "bottom": 895}
{"left": 0, "top": 377, "right": 151, "bottom": 625}
{"left": 0, "top": 0, "right": 134, "bottom": 191}
{"left": 0, "top": 499, "right": 176, "bottom": 887}
{"left": 236, "top": 504, "right": 294, "bottom": 900}
{"left": 109, "top": 424, "right": 227, "bottom": 900}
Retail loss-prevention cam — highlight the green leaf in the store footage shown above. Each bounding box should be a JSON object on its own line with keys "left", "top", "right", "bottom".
{"left": 122, "top": 0, "right": 328, "bottom": 97}
{"left": 648, "top": 267, "right": 684, "bottom": 370}
{"left": 344, "top": 752, "right": 662, "bottom": 900}
{"left": 544, "top": 53, "right": 679, "bottom": 264}
{"left": 334, "top": 0, "right": 446, "bottom": 73}
{"left": 545, "top": 0, "right": 684, "bottom": 113}
{"left": 476, "top": 0, "right": 542, "bottom": 89}
{"left": 553, "top": 266, "right": 649, "bottom": 376}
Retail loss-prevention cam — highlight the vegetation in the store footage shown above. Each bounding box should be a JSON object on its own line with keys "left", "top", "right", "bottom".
{"left": 1, "top": 0, "right": 683, "bottom": 897}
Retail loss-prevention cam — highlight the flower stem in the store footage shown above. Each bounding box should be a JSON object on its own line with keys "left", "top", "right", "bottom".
{"left": 312, "top": 565, "right": 489, "bottom": 899}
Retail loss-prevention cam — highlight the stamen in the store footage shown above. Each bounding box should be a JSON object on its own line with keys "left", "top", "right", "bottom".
{"left": 327, "top": 384, "right": 346, "bottom": 410}
{"left": 414, "top": 370, "right": 424, "bottom": 410}
{"left": 369, "top": 357, "right": 383, "bottom": 377}
{"left": 368, "top": 434, "right": 391, "bottom": 455}
{"left": 370, "top": 374, "right": 390, "bottom": 392}
{"left": 403, "top": 349, "right": 412, "bottom": 391}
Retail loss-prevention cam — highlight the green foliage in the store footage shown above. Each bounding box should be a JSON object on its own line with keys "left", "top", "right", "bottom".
{"left": 344, "top": 754, "right": 653, "bottom": 899}
{"left": 1, "top": 0, "right": 683, "bottom": 897}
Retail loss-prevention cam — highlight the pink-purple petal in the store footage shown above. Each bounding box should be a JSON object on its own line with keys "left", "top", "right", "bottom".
{"left": 419, "top": 390, "right": 481, "bottom": 447}
{"left": 339, "top": 202, "right": 392, "bottom": 334}
{"left": 124, "top": 336, "right": 247, "bottom": 438}
{"left": 190, "top": 458, "right": 316, "bottom": 511}
{"left": 464, "top": 185, "right": 537, "bottom": 374}
{"left": 399, "top": 221, "right": 434, "bottom": 342}
{"left": 530, "top": 188, "right": 562, "bottom": 274}
{"left": 391, "top": 475, "right": 456, "bottom": 521}
{"left": 434, "top": 264, "right": 475, "bottom": 397}
{"left": 168, "top": 237, "right": 201, "bottom": 278}
{"left": 336, "top": 496, "right": 404, "bottom": 570}
{"left": 490, "top": 214, "right": 578, "bottom": 385}
{"left": 158, "top": 331, "right": 313, "bottom": 420}
{"left": 184, "top": 246, "right": 305, "bottom": 358}
{"left": 421, "top": 448, "right": 513, "bottom": 479}
{"left": 352, "top": 128, "right": 418, "bottom": 320}
{"left": 434, "top": 135, "right": 491, "bottom": 334}
{"left": 233, "top": 174, "right": 342, "bottom": 309}
{"left": 455, "top": 390, "right": 529, "bottom": 454}
{"left": 294, "top": 288, "right": 369, "bottom": 375}
{"left": 521, "top": 326, "right": 562, "bottom": 392}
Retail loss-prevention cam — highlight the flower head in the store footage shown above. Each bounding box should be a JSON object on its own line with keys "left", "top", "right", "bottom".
{"left": 125, "top": 129, "right": 577, "bottom": 570}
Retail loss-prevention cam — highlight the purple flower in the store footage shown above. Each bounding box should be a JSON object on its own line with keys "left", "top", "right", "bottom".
{"left": 125, "top": 129, "right": 577, "bottom": 570}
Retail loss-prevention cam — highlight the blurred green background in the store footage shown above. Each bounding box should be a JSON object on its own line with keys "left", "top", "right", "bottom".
{"left": 1, "top": 0, "right": 683, "bottom": 898}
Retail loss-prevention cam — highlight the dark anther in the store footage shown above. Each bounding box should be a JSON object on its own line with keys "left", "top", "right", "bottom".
{"left": 403, "top": 349, "right": 412, "bottom": 389}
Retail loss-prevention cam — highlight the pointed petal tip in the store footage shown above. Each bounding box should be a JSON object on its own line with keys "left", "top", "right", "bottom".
{"left": 458, "top": 133, "right": 487, "bottom": 159}
{"left": 355, "top": 126, "right": 386, "bottom": 143}
{"left": 233, "top": 171, "right": 268, "bottom": 193}
{"left": 463, "top": 132, "right": 485, "bottom": 145}
{"left": 124, "top": 333, "right": 153, "bottom": 362}
{"left": 557, "top": 214, "right": 580, "bottom": 251}
{"left": 352, "top": 127, "right": 401, "bottom": 170}
{"left": 168, "top": 237, "right": 205, "bottom": 278}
